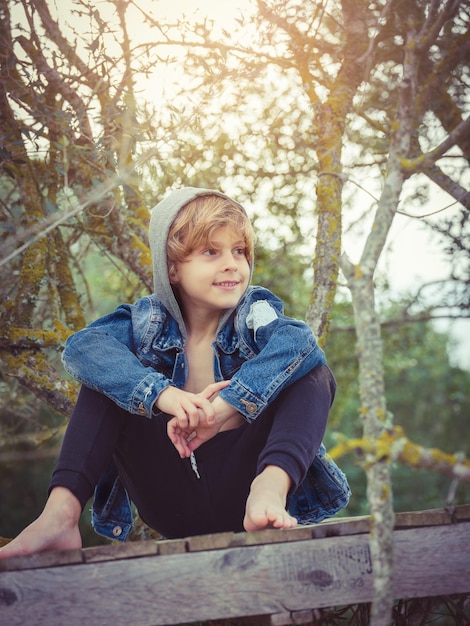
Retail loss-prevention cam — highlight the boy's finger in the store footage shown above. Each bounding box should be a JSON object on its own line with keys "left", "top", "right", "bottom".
{"left": 201, "top": 380, "right": 230, "bottom": 399}
{"left": 194, "top": 400, "right": 215, "bottom": 423}
{"left": 168, "top": 431, "right": 191, "bottom": 458}
{"left": 167, "top": 420, "right": 188, "bottom": 451}
{"left": 185, "top": 405, "right": 205, "bottom": 427}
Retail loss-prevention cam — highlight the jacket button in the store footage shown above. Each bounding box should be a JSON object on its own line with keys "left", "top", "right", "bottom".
{"left": 112, "top": 526, "right": 123, "bottom": 537}
{"left": 242, "top": 400, "right": 257, "bottom": 414}
{"left": 137, "top": 402, "right": 146, "bottom": 416}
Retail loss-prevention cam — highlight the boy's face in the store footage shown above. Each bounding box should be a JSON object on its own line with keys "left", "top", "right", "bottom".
{"left": 170, "top": 225, "right": 250, "bottom": 316}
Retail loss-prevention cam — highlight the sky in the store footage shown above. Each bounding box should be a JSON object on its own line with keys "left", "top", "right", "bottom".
{"left": 377, "top": 204, "right": 470, "bottom": 370}
{"left": 153, "top": 0, "right": 250, "bottom": 21}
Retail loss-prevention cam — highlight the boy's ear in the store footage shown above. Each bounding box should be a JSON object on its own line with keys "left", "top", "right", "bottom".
{"left": 168, "top": 264, "right": 179, "bottom": 284}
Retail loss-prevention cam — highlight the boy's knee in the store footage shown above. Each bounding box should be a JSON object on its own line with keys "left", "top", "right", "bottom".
{"left": 308, "top": 365, "right": 336, "bottom": 402}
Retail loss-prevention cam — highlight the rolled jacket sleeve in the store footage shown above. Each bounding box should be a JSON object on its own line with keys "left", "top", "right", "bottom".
{"left": 62, "top": 302, "right": 171, "bottom": 418}
{"left": 218, "top": 293, "right": 326, "bottom": 421}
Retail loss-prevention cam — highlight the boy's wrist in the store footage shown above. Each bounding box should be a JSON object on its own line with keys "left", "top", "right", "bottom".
{"left": 212, "top": 395, "right": 238, "bottom": 424}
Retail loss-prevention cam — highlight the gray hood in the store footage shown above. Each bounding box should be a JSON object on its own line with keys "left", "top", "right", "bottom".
{"left": 149, "top": 187, "right": 252, "bottom": 340}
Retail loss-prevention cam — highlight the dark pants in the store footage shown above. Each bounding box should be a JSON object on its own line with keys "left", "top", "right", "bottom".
{"left": 50, "top": 365, "right": 335, "bottom": 538}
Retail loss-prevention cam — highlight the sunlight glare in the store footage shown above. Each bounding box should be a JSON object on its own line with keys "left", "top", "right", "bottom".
{"left": 149, "top": 0, "right": 252, "bottom": 24}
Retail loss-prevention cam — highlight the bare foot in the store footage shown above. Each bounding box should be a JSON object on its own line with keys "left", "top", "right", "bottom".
{"left": 243, "top": 465, "right": 298, "bottom": 531}
{"left": 0, "top": 487, "right": 82, "bottom": 560}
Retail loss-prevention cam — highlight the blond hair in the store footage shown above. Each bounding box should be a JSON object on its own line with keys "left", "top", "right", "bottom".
{"left": 167, "top": 194, "right": 255, "bottom": 275}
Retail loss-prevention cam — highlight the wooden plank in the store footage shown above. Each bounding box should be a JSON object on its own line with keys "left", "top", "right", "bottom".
{"left": 84, "top": 540, "right": 158, "bottom": 564}
{"left": 1, "top": 522, "right": 469, "bottom": 626}
{"left": 187, "top": 531, "right": 235, "bottom": 551}
{"left": 0, "top": 548, "right": 83, "bottom": 572}
{"left": 156, "top": 538, "right": 187, "bottom": 556}
{"left": 1, "top": 506, "right": 467, "bottom": 572}
{"left": 313, "top": 504, "right": 470, "bottom": 535}
{"left": 231, "top": 527, "right": 314, "bottom": 547}
{"left": 311, "top": 516, "right": 370, "bottom": 538}
{"left": 394, "top": 505, "right": 470, "bottom": 528}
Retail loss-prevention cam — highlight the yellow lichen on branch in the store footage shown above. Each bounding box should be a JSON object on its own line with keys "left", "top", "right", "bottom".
{"left": 130, "top": 231, "right": 152, "bottom": 270}
{"left": 51, "top": 230, "right": 87, "bottom": 331}
{"left": 2, "top": 325, "right": 71, "bottom": 347}
{"left": 0, "top": 348, "right": 77, "bottom": 417}
{"left": 329, "top": 426, "right": 470, "bottom": 481}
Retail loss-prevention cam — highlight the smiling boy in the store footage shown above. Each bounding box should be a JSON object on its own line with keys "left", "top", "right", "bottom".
{"left": 0, "top": 188, "right": 349, "bottom": 558}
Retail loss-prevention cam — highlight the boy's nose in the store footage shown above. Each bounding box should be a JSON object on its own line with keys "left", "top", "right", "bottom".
{"left": 221, "top": 253, "right": 239, "bottom": 271}
{"left": 223, "top": 261, "right": 238, "bottom": 272}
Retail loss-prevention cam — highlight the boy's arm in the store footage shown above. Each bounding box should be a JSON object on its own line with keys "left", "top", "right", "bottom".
{"left": 62, "top": 301, "right": 171, "bottom": 418}
{"left": 219, "top": 294, "right": 326, "bottom": 422}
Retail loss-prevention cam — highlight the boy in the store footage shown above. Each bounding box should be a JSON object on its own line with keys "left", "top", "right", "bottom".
{"left": 0, "top": 187, "right": 349, "bottom": 558}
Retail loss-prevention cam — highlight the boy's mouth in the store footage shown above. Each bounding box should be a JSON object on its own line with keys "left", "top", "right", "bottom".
{"left": 214, "top": 280, "right": 240, "bottom": 288}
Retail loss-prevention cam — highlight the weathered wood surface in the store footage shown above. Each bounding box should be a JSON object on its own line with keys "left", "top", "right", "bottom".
{"left": 1, "top": 506, "right": 469, "bottom": 626}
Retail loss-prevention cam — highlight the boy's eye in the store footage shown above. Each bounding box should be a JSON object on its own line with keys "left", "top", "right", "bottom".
{"left": 234, "top": 247, "right": 247, "bottom": 256}
{"left": 202, "top": 248, "right": 217, "bottom": 256}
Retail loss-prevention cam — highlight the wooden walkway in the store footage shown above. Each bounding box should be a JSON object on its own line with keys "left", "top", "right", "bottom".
{"left": 1, "top": 506, "right": 469, "bottom": 626}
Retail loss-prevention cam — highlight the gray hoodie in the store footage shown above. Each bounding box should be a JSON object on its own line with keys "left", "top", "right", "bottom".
{"left": 148, "top": 187, "right": 252, "bottom": 340}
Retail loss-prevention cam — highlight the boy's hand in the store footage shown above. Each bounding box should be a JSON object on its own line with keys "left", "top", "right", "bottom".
{"left": 167, "top": 418, "right": 222, "bottom": 458}
{"left": 156, "top": 381, "right": 229, "bottom": 428}
{"left": 161, "top": 382, "right": 237, "bottom": 458}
